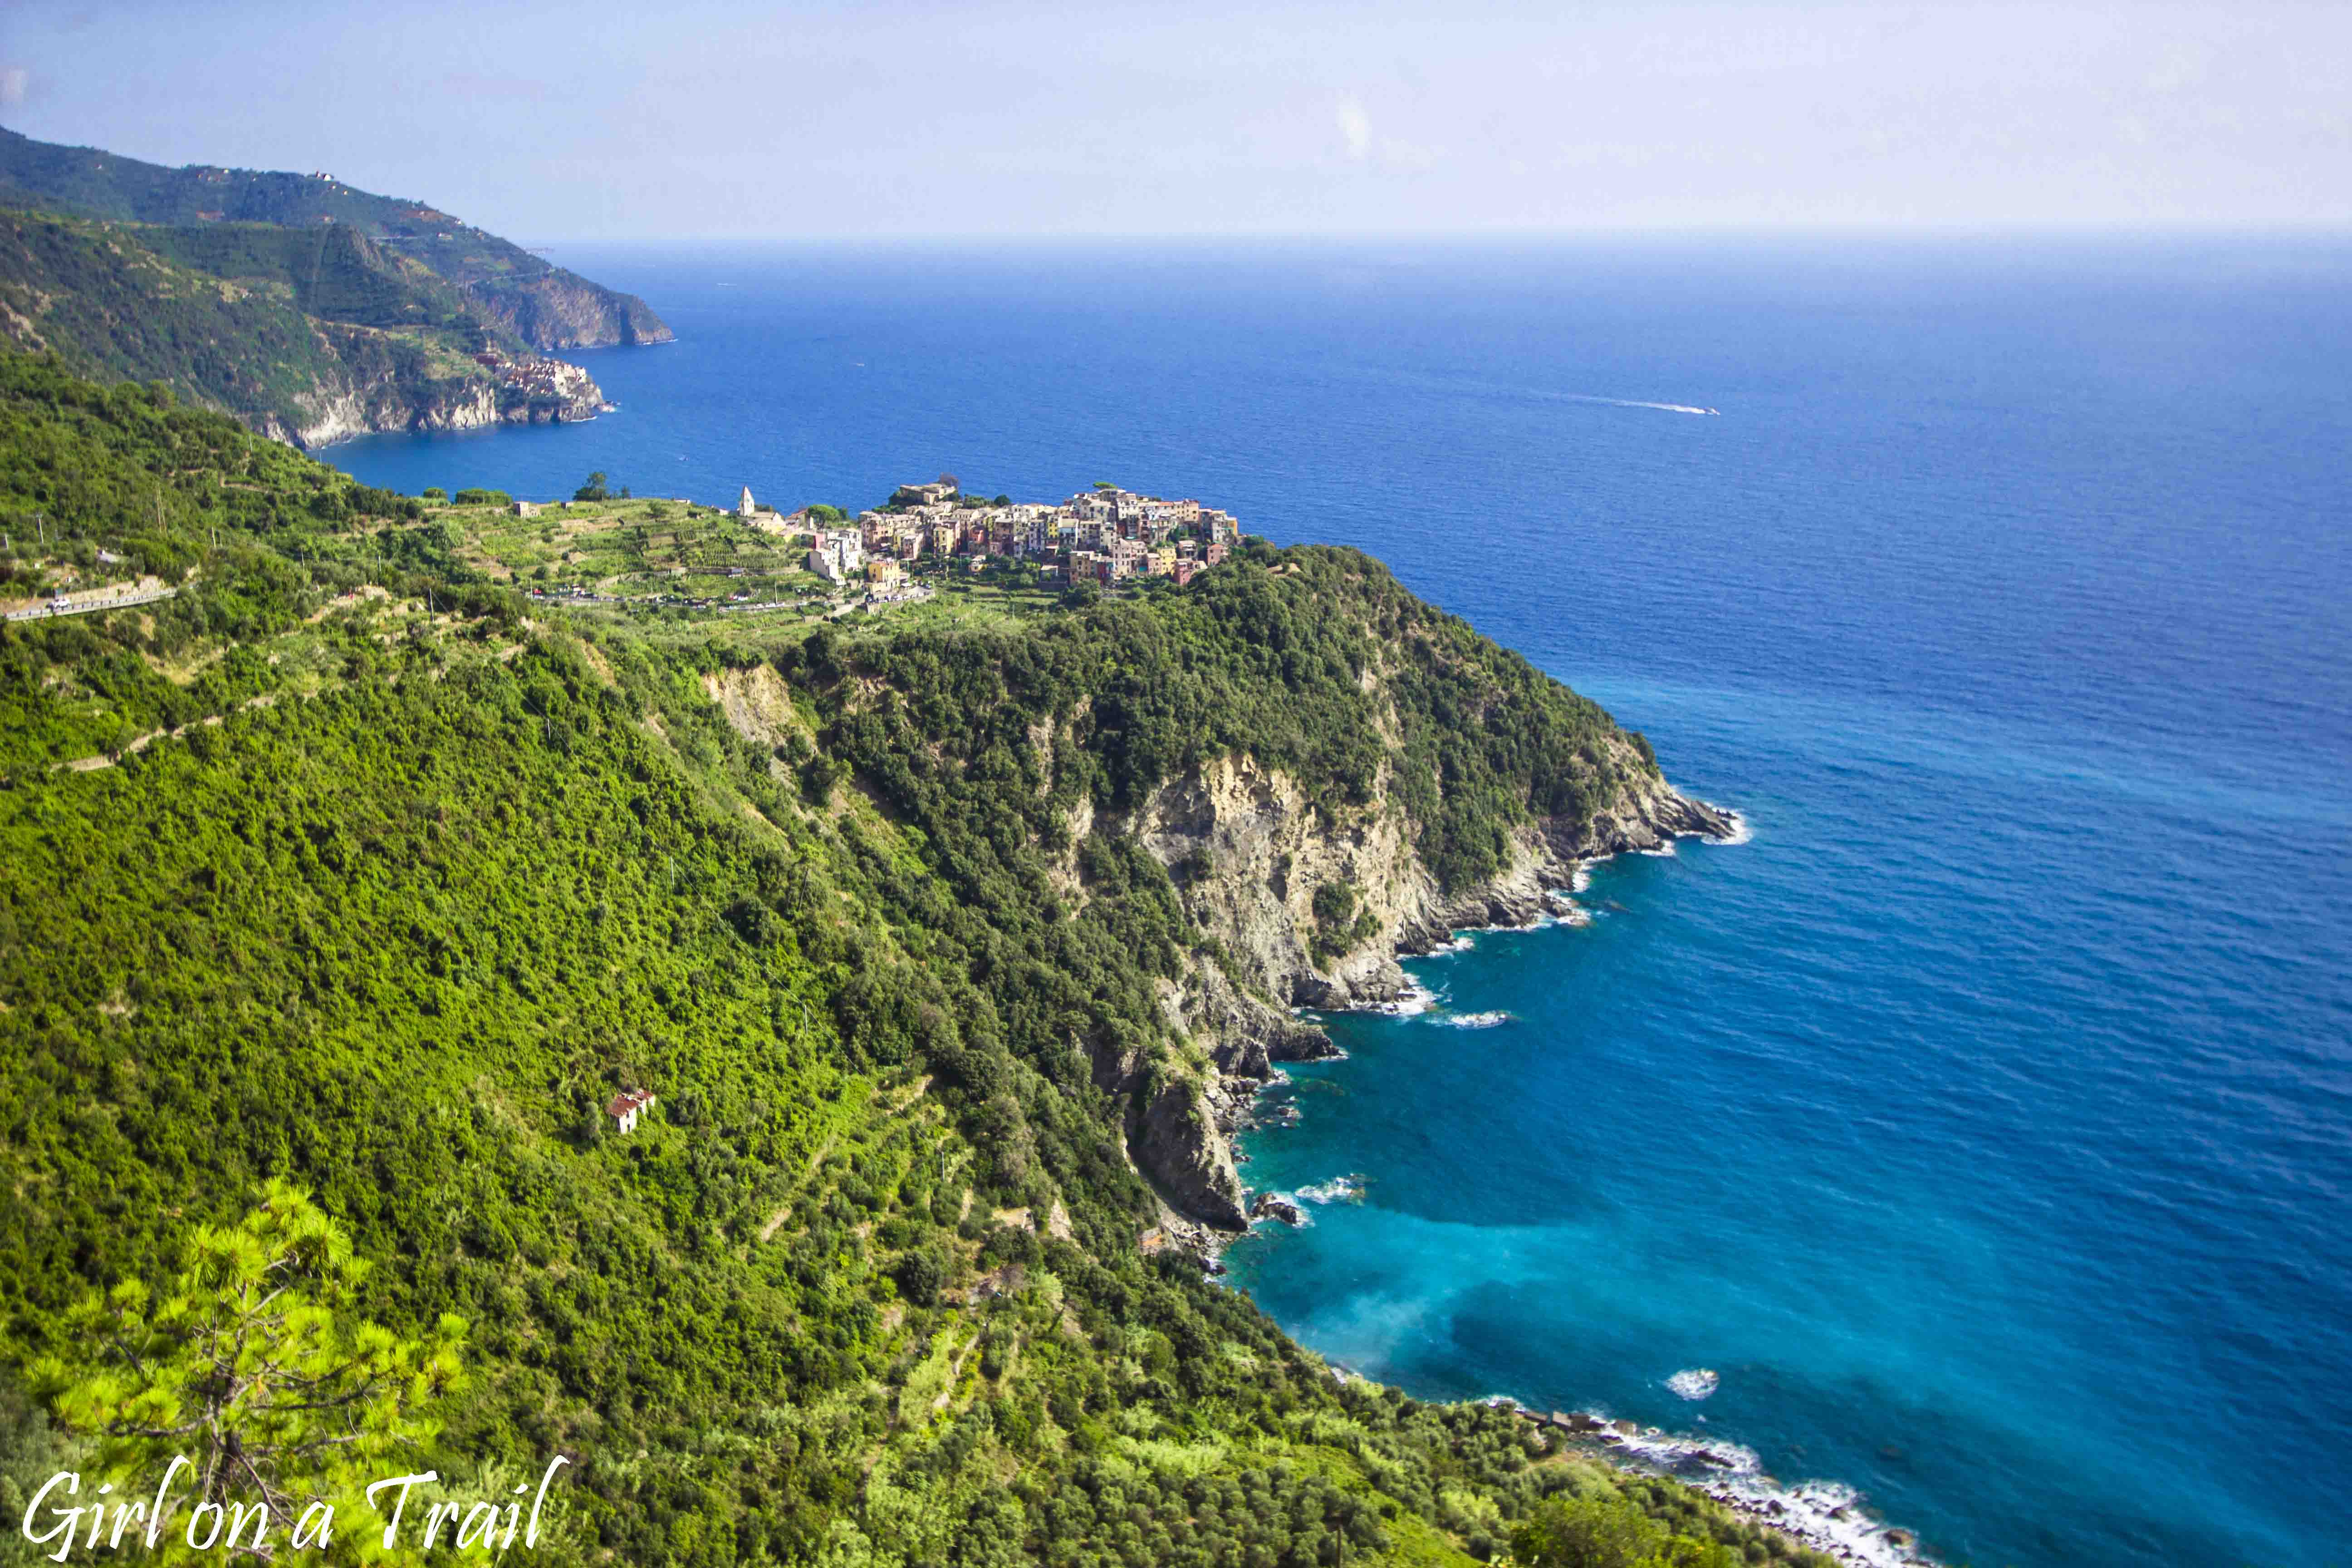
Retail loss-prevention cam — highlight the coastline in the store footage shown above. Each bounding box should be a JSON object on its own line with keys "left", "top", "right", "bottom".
{"left": 1222, "top": 802, "right": 1938, "bottom": 1568}
{"left": 301, "top": 403, "right": 609, "bottom": 451}
{"left": 1495, "top": 1408, "right": 1934, "bottom": 1568}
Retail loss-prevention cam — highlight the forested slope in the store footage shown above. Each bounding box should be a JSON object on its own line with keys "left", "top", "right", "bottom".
{"left": 0, "top": 209, "right": 506, "bottom": 445}
{"left": 0, "top": 127, "right": 671, "bottom": 350}
{"left": 0, "top": 351, "right": 1808, "bottom": 1568}
{"left": 0, "top": 128, "right": 669, "bottom": 445}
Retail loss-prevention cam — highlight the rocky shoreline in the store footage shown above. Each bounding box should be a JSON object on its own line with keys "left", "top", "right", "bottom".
{"left": 287, "top": 351, "right": 611, "bottom": 449}
{"left": 1480, "top": 1406, "right": 1935, "bottom": 1568}
{"left": 1176, "top": 794, "right": 1936, "bottom": 1568}
{"left": 1116, "top": 746, "right": 1739, "bottom": 1243}
{"left": 1195, "top": 790, "right": 1740, "bottom": 1235}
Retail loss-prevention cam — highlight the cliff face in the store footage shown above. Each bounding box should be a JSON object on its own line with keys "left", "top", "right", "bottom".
{"left": 1112, "top": 740, "right": 1733, "bottom": 1237}
{"left": 275, "top": 354, "right": 605, "bottom": 449}
{"left": 763, "top": 543, "right": 1738, "bottom": 1244}
{"left": 271, "top": 376, "right": 500, "bottom": 449}
{"left": 468, "top": 273, "right": 676, "bottom": 351}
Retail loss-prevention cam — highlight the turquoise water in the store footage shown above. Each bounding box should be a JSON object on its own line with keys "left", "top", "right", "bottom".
{"left": 331, "top": 240, "right": 2352, "bottom": 1568}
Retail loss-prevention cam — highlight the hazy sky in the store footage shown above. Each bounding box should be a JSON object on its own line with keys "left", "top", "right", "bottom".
{"left": 3, "top": 1, "right": 2346, "bottom": 239}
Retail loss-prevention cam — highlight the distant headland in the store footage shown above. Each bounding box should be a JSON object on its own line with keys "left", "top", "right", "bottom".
{"left": 0, "top": 127, "right": 667, "bottom": 447}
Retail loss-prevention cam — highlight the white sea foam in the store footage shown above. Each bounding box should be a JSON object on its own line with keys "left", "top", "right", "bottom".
{"left": 1637, "top": 840, "right": 1680, "bottom": 858}
{"left": 1441, "top": 1010, "right": 1512, "bottom": 1029}
{"left": 1586, "top": 1420, "right": 1931, "bottom": 1567}
{"left": 1295, "top": 1174, "right": 1366, "bottom": 1205}
{"left": 1373, "top": 980, "right": 1438, "bottom": 1016}
{"left": 1705, "top": 808, "right": 1754, "bottom": 847}
{"left": 1538, "top": 892, "right": 1593, "bottom": 928}
{"left": 1666, "top": 1368, "right": 1720, "bottom": 1400}
{"left": 1571, "top": 862, "right": 1594, "bottom": 893}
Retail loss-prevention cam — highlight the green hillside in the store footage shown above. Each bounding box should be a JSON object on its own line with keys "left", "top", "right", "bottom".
{"left": 0, "top": 127, "right": 671, "bottom": 350}
{"left": 0, "top": 209, "right": 500, "bottom": 442}
{"left": 136, "top": 220, "right": 485, "bottom": 332}
{"left": 0, "top": 351, "right": 1818, "bottom": 1568}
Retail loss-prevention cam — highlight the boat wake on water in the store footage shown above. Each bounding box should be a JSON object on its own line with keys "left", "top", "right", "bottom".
{"left": 1557, "top": 394, "right": 1721, "bottom": 416}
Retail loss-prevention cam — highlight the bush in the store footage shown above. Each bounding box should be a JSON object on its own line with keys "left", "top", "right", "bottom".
{"left": 893, "top": 1248, "right": 945, "bottom": 1308}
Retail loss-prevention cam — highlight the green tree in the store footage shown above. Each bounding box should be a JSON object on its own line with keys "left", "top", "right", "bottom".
{"left": 572, "top": 471, "right": 609, "bottom": 502}
{"left": 892, "top": 1249, "right": 946, "bottom": 1309}
{"left": 29, "top": 1182, "right": 467, "bottom": 1560}
{"left": 1510, "top": 1492, "right": 1670, "bottom": 1568}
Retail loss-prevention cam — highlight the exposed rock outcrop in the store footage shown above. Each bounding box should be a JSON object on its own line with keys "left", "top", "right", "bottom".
{"left": 279, "top": 347, "right": 606, "bottom": 449}
{"left": 1137, "top": 743, "right": 1730, "bottom": 1017}
{"left": 691, "top": 572, "right": 1735, "bottom": 1246}
{"left": 1250, "top": 1192, "right": 1306, "bottom": 1226}
{"left": 1115, "top": 739, "right": 1735, "bottom": 1235}
{"left": 467, "top": 273, "right": 675, "bottom": 351}
{"left": 1131, "top": 1078, "right": 1249, "bottom": 1230}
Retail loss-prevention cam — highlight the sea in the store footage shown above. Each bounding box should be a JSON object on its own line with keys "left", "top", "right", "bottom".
{"left": 331, "top": 238, "right": 2352, "bottom": 1568}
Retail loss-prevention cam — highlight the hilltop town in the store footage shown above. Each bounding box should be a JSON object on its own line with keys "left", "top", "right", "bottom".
{"left": 411, "top": 473, "right": 1250, "bottom": 624}
{"left": 755, "top": 474, "right": 1240, "bottom": 591}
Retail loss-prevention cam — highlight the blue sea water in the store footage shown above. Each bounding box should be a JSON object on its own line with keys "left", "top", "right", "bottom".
{"left": 331, "top": 239, "right": 2352, "bottom": 1568}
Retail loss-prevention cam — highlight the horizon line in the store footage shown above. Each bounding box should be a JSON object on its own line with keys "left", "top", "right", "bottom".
{"left": 520, "top": 224, "right": 2352, "bottom": 251}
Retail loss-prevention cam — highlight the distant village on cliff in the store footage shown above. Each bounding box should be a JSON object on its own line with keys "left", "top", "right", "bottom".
{"left": 760, "top": 475, "right": 1240, "bottom": 591}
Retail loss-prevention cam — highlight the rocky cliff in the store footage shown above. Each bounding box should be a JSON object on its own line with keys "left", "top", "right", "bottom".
{"left": 270, "top": 343, "right": 605, "bottom": 449}
{"left": 760, "top": 543, "right": 1739, "bottom": 1245}
{"left": 468, "top": 272, "right": 676, "bottom": 351}
{"left": 1108, "top": 740, "right": 1734, "bottom": 1239}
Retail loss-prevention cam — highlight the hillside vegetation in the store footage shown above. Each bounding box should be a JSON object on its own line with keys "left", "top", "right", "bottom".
{"left": 0, "top": 127, "right": 670, "bottom": 350}
{"left": 0, "top": 129, "right": 669, "bottom": 445}
{"left": 0, "top": 350, "right": 1815, "bottom": 1568}
{"left": 0, "top": 209, "right": 502, "bottom": 444}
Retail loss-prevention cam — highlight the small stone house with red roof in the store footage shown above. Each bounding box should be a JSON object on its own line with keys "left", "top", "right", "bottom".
{"left": 606, "top": 1089, "right": 657, "bottom": 1135}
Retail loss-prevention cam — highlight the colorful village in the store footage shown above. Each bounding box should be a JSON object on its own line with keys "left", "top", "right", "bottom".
{"left": 456, "top": 472, "right": 1247, "bottom": 622}
{"left": 762, "top": 475, "right": 1240, "bottom": 592}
